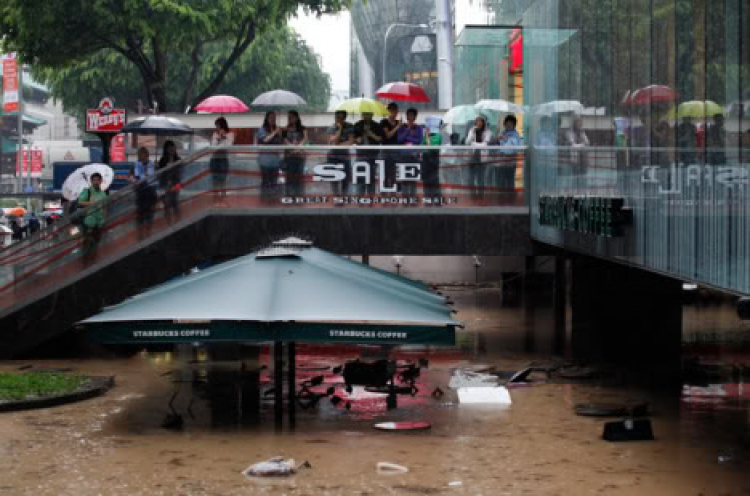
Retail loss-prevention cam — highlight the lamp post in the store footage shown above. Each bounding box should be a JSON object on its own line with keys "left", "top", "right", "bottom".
{"left": 382, "top": 23, "right": 429, "bottom": 86}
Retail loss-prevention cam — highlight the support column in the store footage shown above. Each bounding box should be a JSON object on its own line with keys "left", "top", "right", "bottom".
{"left": 287, "top": 342, "right": 296, "bottom": 430}
{"left": 274, "top": 341, "right": 283, "bottom": 432}
{"left": 553, "top": 256, "right": 567, "bottom": 356}
{"left": 570, "top": 256, "right": 683, "bottom": 386}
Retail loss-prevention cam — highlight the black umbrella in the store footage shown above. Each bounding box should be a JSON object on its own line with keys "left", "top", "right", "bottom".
{"left": 121, "top": 115, "right": 193, "bottom": 136}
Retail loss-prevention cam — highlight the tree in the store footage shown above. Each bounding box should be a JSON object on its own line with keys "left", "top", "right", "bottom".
{"left": 0, "top": 0, "right": 347, "bottom": 112}
{"left": 32, "top": 26, "right": 332, "bottom": 121}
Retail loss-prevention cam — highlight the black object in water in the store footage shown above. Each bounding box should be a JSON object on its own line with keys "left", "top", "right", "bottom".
{"left": 602, "top": 419, "right": 654, "bottom": 442}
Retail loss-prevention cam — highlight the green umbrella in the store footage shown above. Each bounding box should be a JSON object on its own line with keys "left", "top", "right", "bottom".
{"left": 443, "top": 105, "right": 482, "bottom": 126}
{"left": 81, "top": 238, "right": 458, "bottom": 346}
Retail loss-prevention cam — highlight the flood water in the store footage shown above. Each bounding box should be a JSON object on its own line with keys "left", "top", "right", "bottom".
{"left": 1, "top": 286, "right": 749, "bottom": 495}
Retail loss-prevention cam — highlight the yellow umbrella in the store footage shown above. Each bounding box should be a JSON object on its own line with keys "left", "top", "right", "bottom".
{"left": 666, "top": 100, "right": 724, "bottom": 119}
{"left": 336, "top": 97, "right": 388, "bottom": 116}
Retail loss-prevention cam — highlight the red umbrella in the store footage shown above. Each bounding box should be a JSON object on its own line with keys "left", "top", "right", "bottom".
{"left": 375, "top": 82, "right": 430, "bottom": 103}
{"left": 194, "top": 95, "right": 250, "bottom": 113}
{"left": 625, "top": 85, "right": 679, "bottom": 105}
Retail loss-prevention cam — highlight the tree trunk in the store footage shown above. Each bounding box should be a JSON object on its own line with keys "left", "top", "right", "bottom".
{"left": 180, "top": 41, "right": 204, "bottom": 112}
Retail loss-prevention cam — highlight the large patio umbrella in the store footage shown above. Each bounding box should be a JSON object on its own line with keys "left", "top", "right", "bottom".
{"left": 121, "top": 115, "right": 193, "bottom": 136}
{"left": 194, "top": 95, "right": 250, "bottom": 113}
{"left": 81, "top": 239, "right": 458, "bottom": 346}
{"left": 375, "top": 82, "right": 430, "bottom": 103}
{"left": 252, "top": 90, "right": 307, "bottom": 107}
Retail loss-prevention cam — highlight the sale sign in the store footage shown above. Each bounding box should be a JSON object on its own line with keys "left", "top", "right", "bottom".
{"left": 2, "top": 53, "right": 20, "bottom": 113}
{"left": 86, "top": 97, "right": 126, "bottom": 132}
{"left": 110, "top": 133, "right": 126, "bottom": 162}
{"left": 16, "top": 148, "right": 43, "bottom": 178}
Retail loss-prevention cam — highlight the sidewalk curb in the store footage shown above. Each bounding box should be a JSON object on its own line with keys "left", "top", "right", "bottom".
{"left": 0, "top": 376, "right": 114, "bottom": 413}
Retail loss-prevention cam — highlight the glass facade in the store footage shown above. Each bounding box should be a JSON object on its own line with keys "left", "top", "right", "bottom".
{"left": 513, "top": 0, "right": 750, "bottom": 295}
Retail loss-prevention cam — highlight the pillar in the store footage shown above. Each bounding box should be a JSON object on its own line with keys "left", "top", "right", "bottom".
{"left": 570, "top": 256, "right": 682, "bottom": 386}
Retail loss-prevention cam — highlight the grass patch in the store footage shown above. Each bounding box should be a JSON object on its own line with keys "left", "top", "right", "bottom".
{"left": 0, "top": 371, "right": 89, "bottom": 401}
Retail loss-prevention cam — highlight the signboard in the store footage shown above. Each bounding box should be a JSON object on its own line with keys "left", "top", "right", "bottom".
{"left": 86, "top": 97, "right": 126, "bottom": 133}
{"left": 87, "top": 321, "right": 456, "bottom": 346}
{"left": 110, "top": 133, "right": 126, "bottom": 162}
{"left": 538, "top": 195, "right": 632, "bottom": 237}
{"left": 16, "top": 148, "right": 43, "bottom": 178}
{"left": 2, "top": 53, "right": 19, "bottom": 113}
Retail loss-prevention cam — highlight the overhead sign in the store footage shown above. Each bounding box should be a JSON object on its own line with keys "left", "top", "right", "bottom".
{"left": 2, "top": 53, "right": 20, "bottom": 113}
{"left": 86, "top": 97, "right": 126, "bottom": 133}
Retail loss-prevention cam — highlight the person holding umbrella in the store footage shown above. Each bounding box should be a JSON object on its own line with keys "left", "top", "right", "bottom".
{"left": 379, "top": 102, "right": 403, "bottom": 190}
{"left": 353, "top": 111, "right": 384, "bottom": 196}
{"left": 326, "top": 110, "right": 356, "bottom": 196}
{"left": 129, "top": 147, "right": 158, "bottom": 240}
{"left": 464, "top": 114, "right": 492, "bottom": 199}
{"left": 78, "top": 172, "right": 107, "bottom": 262}
{"left": 158, "top": 140, "right": 182, "bottom": 224}
{"left": 210, "top": 117, "right": 234, "bottom": 203}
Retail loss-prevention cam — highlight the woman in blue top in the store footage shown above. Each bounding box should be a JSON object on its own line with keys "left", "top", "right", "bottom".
{"left": 396, "top": 108, "right": 423, "bottom": 197}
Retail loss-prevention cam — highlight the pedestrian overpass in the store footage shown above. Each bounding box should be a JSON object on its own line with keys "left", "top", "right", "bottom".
{"left": 0, "top": 145, "right": 532, "bottom": 357}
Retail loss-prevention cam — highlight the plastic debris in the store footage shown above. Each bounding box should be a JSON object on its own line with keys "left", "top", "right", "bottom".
{"left": 448, "top": 481, "right": 463, "bottom": 487}
{"left": 449, "top": 370, "right": 499, "bottom": 389}
{"left": 242, "top": 457, "right": 301, "bottom": 477}
{"left": 377, "top": 462, "right": 409, "bottom": 475}
{"left": 457, "top": 386, "right": 512, "bottom": 405}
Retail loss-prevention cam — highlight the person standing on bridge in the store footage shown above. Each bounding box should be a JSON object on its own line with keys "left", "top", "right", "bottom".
{"left": 130, "top": 147, "right": 157, "bottom": 240}
{"left": 464, "top": 114, "right": 491, "bottom": 200}
{"left": 257, "top": 111, "right": 283, "bottom": 201}
{"left": 78, "top": 172, "right": 107, "bottom": 263}
{"left": 210, "top": 117, "right": 234, "bottom": 204}
{"left": 354, "top": 111, "right": 384, "bottom": 196}
{"left": 158, "top": 140, "right": 182, "bottom": 225}
{"left": 326, "top": 110, "right": 356, "bottom": 197}
{"left": 396, "top": 107, "right": 423, "bottom": 198}
{"left": 379, "top": 102, "right": 403, "bottom": 190}
{"left": 283, "top": 110, "right": 309, "bottom": 197}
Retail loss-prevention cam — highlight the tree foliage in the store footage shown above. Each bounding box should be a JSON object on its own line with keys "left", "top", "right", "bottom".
{"left": 32, "top": 26, "right": 332, "bottom": 122}
{"left": 0, "top": 0, "right": 347, "bottom": 111}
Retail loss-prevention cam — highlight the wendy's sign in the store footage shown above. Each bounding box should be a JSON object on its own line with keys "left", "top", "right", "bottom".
{"left": 86, "top": 97, "right": 126, "bottom": 133}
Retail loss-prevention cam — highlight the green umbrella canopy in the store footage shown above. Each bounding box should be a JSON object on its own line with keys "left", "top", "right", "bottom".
{"left": 82, "top": 240, "right": 458, "bottom": 346}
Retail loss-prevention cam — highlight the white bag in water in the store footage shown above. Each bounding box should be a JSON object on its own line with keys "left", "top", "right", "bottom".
{"left": 242, "top": 457, "right": 297, "bottom": 477}
{"left": 457, "top": 386, "right": 512, "bottom": 405}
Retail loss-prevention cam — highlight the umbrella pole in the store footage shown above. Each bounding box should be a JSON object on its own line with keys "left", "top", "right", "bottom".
{"left": 274, "top": 341, "right": 283, "bottom": 432}
{"left": 287, "top": 342, "right": 296, "bottom": 430}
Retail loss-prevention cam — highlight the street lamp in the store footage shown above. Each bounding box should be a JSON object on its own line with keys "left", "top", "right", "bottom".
{"left": 382, "top": 23, "right": 429, "bottom": 85}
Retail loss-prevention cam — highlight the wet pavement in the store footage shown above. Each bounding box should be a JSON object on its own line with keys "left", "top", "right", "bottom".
{"left": 1, "top": 288, "right": 749, "bottom": 495}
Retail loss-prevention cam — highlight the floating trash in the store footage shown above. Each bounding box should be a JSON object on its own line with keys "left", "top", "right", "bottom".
{"left": 373, "top": 421, "right": 431, "bottom": 432}
{"left": 377, "top": 462, "right": 409, "bottom": 475}
{"left": 242, "top": 457, "right": 310, "bottom": 477}
{"left": 457, "top": 387, "right": 512, "bottom": 405}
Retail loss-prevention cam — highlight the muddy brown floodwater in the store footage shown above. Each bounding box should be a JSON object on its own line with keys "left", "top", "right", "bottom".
{"left": 1, "top": 288, "right": 749, "bottom": 495}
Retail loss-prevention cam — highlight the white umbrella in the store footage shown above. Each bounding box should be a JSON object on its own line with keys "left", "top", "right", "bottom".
{"left": 252, "top": 90, "right": 307, "bottom": 107}
{"left": 475, "top": 99, "right": 525, "bottom": 114}
{"left": 534, "top": 100, "right": 584, "bottom": 115}
{"left": 61, "top": 163, "right": 114, "bottom": 201}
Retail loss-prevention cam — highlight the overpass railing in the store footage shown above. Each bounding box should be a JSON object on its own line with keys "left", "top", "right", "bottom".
{"left": 0, "top": 144, "right": 527, "bottom": 316}
{"left": 529, "top": 145, "right": 750, "bottom": 295}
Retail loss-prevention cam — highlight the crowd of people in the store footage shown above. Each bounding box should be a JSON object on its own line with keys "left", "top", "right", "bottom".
{"left": 203, "top": 103, "right": 526, "bottom": 200}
